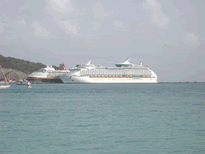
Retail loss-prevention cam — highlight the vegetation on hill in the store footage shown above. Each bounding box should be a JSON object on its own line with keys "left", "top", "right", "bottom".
{"left": 0, "top": 54, "right": 60, "bottom": 75}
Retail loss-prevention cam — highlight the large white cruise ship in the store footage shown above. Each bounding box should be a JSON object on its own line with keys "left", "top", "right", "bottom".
{"left": 58, "top": 59, "right": 157, "bottom": 83}
{"left": 27, "top": 64, "right": 69, "bottom": 83}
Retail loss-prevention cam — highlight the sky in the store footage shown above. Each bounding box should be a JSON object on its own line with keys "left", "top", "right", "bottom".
{"left": 0, "top": 0, "right": 204, "bottom": 82}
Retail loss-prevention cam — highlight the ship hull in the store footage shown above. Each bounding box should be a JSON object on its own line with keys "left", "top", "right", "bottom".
{"left": 58, "top": 75, "right": 157, "bottom": 84}
{"left": 0, "top": 85, "right": 10, "bottom": 88}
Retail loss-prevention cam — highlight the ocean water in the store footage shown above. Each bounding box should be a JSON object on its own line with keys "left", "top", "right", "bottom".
{"left": 0, "top": 83, "right": 205, "bottom": 154}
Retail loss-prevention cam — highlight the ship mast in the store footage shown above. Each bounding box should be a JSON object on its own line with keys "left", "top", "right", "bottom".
{"left": 0, "top": 65, "right": 9, "bottom": 85}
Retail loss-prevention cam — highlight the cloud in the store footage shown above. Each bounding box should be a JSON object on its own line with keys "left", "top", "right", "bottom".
{"left": 46, "top": 0, "right": 85, "bottom": 18}
{"left": 16, "top": 16, "right": 26, "bottom": 25}
{"left": 16, "top": 20, "right": 26, "bottom": 25}
{"left": 143, "top": 0, "right": 169, "bottom": 29}
{"left": 48, "top": 0, "right": 74, "bottom": 14}
{"left": 58, "top": 21, "right": 77, "bottom": 34}
{"left": 46, "top": 0, "right": 84, "bottom": 35}
{"left": 0, "top": 15, "right": 32, "bottom": 39}
{"left": 21, "top": 20, "right": 26, "bottom": 24}
{"left": 92, "top": 2, "right": 113, "bottom": 19}
{"left": 31, "top": 20, "right": 50, "bottom": 37}
{"left": 185, "top": 32, "right": 198, "bottom": 43}
{"left": 185, "top": 32, "right": 200, "bottom": 47}
{"left": 114, "top": 21, "right": 122, "bottom": 27}
{"left": 0, "top": 21, "right": 4, "bottom": 33}
{"left": 90, "top": 21, "right": 101, "bottom": 30}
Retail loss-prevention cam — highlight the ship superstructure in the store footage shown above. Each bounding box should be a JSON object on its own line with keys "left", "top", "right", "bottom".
{"left": 58, "top": 59, "right": 157, "bottom": 83}
{"left": 27, "top": 63, "right": 69, "bottom": 83}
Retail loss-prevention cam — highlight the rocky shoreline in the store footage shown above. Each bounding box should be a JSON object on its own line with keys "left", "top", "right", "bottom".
{"left": 0, "top": 68, "right": 27, "bottom": 81}
{"left": 0, "top": 54, "right": 61, "bottom": 82}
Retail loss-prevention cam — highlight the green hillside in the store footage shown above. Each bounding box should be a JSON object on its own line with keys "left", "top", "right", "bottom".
{"left": 0, "top": 54, "right": 60, "bottom": 74}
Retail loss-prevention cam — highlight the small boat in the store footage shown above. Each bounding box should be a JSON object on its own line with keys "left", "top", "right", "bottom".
{"left": 16, "top": 79, "right": 32, "bottom": 88}
{"left": 0, "top": 85, "right": 10, "bottom": 89}
{"left": 0, "top": 65, "right": 11, "bottom": 89}
{"left": 16, "top": 80, "right": 29, "bottom": 85}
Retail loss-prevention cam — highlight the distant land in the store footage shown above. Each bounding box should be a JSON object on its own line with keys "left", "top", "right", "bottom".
{"left": 0, "top": 54, "right": 60, "bottom": 81}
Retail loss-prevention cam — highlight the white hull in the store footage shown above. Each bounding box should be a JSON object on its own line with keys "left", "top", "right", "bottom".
{"left": 58, "top": 58, "right": 158, "bottom": 84}
{"left": 0, "top": 85, "right": 11, "bottom": 88}
{"left": 58, "top": 75, "right": 157, "bottom": 84}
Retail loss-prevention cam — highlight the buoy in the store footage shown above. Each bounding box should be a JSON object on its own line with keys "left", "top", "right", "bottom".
{"left": 27, "top": 82, "right": 32, "bottom": 88}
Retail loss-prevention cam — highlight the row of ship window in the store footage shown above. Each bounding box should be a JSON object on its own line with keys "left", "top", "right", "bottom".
{"left": 87, "top": 75, "right": 150, "bottom": 78}
{"left": 81, "top": 71, "right": 151, "bottom": 75}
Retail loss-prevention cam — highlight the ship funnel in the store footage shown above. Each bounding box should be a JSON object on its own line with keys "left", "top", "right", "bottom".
{"left": 60, "top": 63, "right": 67, "bottom": 70}
{"left": 126, "top": 58, "right": 131, "bottom": 62}
{"left": 86, "top": 60, "right": 91, "bottom": 65}
{"left": 122, "top": 58, "right": 131, "bottom": 64}
{"left": 139, "top": 61, "right": 143, "bottom": 66}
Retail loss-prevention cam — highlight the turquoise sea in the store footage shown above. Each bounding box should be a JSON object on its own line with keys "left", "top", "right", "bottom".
{"left": 0, "top": 83, "right": 205, "bottom": 154}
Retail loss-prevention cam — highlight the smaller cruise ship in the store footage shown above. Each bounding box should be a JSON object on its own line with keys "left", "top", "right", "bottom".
{"left": 58, "top": 59, "right": 157, "bottom": 84}
{"left": 27, "top": 63, "right": 69, "bottom": 83}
